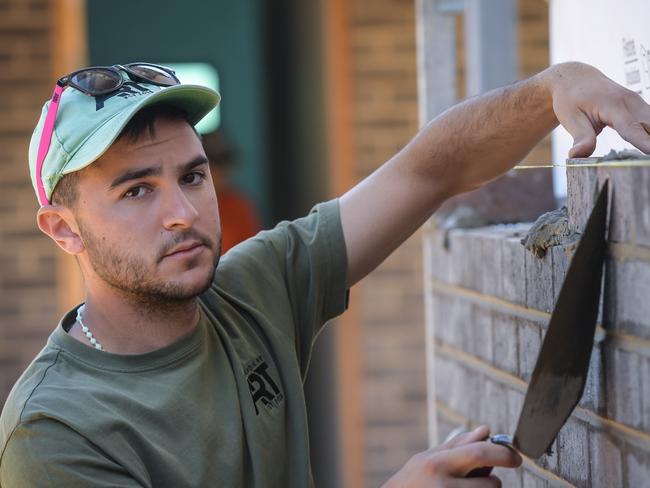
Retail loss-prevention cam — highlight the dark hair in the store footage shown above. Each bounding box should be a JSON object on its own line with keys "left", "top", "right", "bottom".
{"left": 50, "top": 103, "right": 199, "bottom": 208}
{"left": 50, "top": 171, "right": 80, "bottom": 208}
{"left": 116, "top": 103, "right": 200, "bottom": 144}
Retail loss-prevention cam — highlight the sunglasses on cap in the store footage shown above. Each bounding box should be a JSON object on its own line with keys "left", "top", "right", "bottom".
{"left": 35, "top": 63, "right": 180, "bottom": 206}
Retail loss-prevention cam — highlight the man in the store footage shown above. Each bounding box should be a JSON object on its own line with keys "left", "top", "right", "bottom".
{"left": 0, "top": 61, "right": 648, "bottom": 487}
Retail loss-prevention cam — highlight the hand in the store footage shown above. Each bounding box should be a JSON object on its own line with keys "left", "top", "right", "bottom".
{"left": 381, "top": 426, "right": 522, "bottom": 488}
{"left": 545, "top": 62, "right": 650, "bottom": 157}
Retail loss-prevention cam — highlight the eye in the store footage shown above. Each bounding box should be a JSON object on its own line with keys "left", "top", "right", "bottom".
{"left": 182, "top": 171, "right": 206, "bottom": 185}
{"left": 122, "top": 185, "right": 150, "bottom": 199}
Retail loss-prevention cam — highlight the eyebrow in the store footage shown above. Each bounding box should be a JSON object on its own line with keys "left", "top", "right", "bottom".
{"left": 109, "top": 155, "right": 209, "bottom": 190}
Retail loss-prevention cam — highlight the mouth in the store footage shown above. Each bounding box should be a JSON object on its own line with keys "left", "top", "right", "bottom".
{"left": 163, "top": 240, "right": 207, "bottom": 259}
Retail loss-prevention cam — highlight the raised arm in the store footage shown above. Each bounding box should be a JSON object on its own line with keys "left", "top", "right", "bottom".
{"left": 340, "top": 62, "right": 650, "bottom": 286}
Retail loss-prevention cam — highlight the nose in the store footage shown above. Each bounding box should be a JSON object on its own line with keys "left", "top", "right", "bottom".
{"left": 160, "top": 184, "right": 199, "bottom": 230}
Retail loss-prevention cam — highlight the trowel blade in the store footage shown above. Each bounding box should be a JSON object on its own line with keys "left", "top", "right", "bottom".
{"left": 512, "top": 181, "right": 609, "bottom": 459}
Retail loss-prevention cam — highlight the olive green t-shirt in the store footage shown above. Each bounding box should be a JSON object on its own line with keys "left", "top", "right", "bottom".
{"left": 0, "top": 200, "right": 348, "bottom": 487}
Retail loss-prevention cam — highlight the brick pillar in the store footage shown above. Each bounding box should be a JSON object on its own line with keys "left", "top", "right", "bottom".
{"left": 0, "top": 0, "right": 86, "bottom": 406}
{"left": 0, "top": 0, "right": 60, "bottom": 404}
{"left": 347, "top": 0, "right": 429, "bottom": 485}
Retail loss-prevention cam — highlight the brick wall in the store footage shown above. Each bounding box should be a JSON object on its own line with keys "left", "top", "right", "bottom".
{"left": 425, "top": 161, "right": 650, "bottom": 487}
{"left": 347, "top": 0, "right": 428, "bottom": 485}
{"left": 422, "top": 0, "right": 650, "bottom": 484}
{"left": 423, "top": 0, "right": 650, "bottom": 485}
{"left": 0, "top": 0, "right": 60, "bottom": 404}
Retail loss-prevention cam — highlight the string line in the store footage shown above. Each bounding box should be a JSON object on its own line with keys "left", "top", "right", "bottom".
{"left": 514, "top": 160, "right": 650, "bottom": 169}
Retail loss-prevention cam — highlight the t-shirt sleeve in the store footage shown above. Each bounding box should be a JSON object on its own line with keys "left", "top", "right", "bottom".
{"left": 216, "top": 199, "right": 349, "bottom": 374}
{"left": 1, "top": 420, "right": 144, "bottom": 487}
{"left": 273, "top": 199, "right": 349, "bottom": 323}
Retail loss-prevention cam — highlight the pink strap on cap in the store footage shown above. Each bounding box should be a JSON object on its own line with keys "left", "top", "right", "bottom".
{"left": 36, "top": 83, "right": 65, "bottom": 206}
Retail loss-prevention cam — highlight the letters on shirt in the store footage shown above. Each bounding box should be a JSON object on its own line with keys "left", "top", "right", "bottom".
{"left": 244, "top": 355, "right": 284, "bottom": 415}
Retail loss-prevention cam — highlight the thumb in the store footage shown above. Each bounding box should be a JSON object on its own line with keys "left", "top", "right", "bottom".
{"left": 564, "top": 111, "right": 597, "bottom": 158}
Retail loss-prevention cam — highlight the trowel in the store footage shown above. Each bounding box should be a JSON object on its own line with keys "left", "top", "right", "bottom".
{"left": 469, "top": 180, "right": 609, "bottom": 476}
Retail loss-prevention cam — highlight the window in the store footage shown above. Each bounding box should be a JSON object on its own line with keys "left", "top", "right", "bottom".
{"left": 165, "top": 62, "right": 220, "bottom": 134}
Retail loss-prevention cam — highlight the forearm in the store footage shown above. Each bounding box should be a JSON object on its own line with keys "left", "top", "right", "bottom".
{"left": 401, "top": 66, "right": 558, "bottom": 197}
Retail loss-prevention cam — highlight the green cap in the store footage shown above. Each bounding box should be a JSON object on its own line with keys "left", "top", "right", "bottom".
{"left": 29, "top": 75, "right": 220, "bottom": 204}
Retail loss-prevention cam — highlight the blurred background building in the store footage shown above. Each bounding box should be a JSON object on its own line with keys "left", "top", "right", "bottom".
{"left": 3, "top": 0, "right": 649, "bottom": 487}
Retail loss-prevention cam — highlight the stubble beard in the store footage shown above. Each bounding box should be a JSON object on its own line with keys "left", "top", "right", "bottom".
{"left": 78, "top": 219, "right": 221, "bottom": 310}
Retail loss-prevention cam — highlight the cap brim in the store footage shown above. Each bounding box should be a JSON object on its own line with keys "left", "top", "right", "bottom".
{"left": 60, "top": 84, "right": 220, "bottom": 177}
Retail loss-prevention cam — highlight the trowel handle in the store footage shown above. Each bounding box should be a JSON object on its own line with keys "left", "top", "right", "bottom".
{"left": 466, "top": 466, "right": 493, "bottom": 478}
{"left": 465, "top": 435, "right": 514, "bottom": 479}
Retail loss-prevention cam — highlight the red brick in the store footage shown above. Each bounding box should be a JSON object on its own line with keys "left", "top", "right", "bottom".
{"left": 492, "top": 311, "right": 519, "bottom": 376}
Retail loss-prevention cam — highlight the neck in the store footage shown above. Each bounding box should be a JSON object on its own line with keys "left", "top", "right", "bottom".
{"left": 72, "top": 285, "right": 201, "bottom": 355}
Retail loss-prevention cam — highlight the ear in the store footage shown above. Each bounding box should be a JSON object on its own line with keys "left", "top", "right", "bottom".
{"left": 37, "top": 205, "right": 85, "bottom": 255}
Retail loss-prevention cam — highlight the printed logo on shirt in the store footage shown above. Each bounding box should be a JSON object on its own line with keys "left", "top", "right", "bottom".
{"left": 244, "top": 355, "right": 284, "bottom": 415}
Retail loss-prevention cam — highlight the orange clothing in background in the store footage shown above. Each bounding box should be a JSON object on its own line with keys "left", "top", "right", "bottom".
{"left": 218, "top": 189, "right": 262, "bottom": 253}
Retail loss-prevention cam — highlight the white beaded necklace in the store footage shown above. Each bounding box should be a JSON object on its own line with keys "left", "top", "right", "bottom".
{"left": 76, "top": 304, "right": 103, "bottom": 351}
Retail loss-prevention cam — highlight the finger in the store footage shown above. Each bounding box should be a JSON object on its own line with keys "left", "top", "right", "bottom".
{"left": 606, "top": 90, "right": 650, "bottom": 153}
{"left": 561, "top": 110, "right": 597, "bottom": 158}
{"left": 642, "top": 122, "right": 650, "bottom": 137}
{"left": 444, "top": 427, "right": 470, "bottom": 444}
{"left": 442, "top": 426, "right": 490, "bottom": 450}
{"left": 445, "top": 474, "right": 502, "bottom": 488}
{"left": 437, "top": 441, "right": 522, "bottom": 477}
{"left": 614, "top": 119, "right": 650, "bottom": 154}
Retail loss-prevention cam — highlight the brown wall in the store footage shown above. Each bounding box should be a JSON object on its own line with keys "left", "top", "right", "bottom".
{"left": 0, "top": 0, "right": 59, "bottom": 403}
{"left": 0, "top": 0, "right": 86, "bottom": 406}
{"left": 346, "top": 0, "right": 428, "bottom": 485}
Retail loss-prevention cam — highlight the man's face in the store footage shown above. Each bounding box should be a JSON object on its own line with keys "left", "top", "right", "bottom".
{"left": 72, "top": 117, "right": 221, "bottom": 302}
